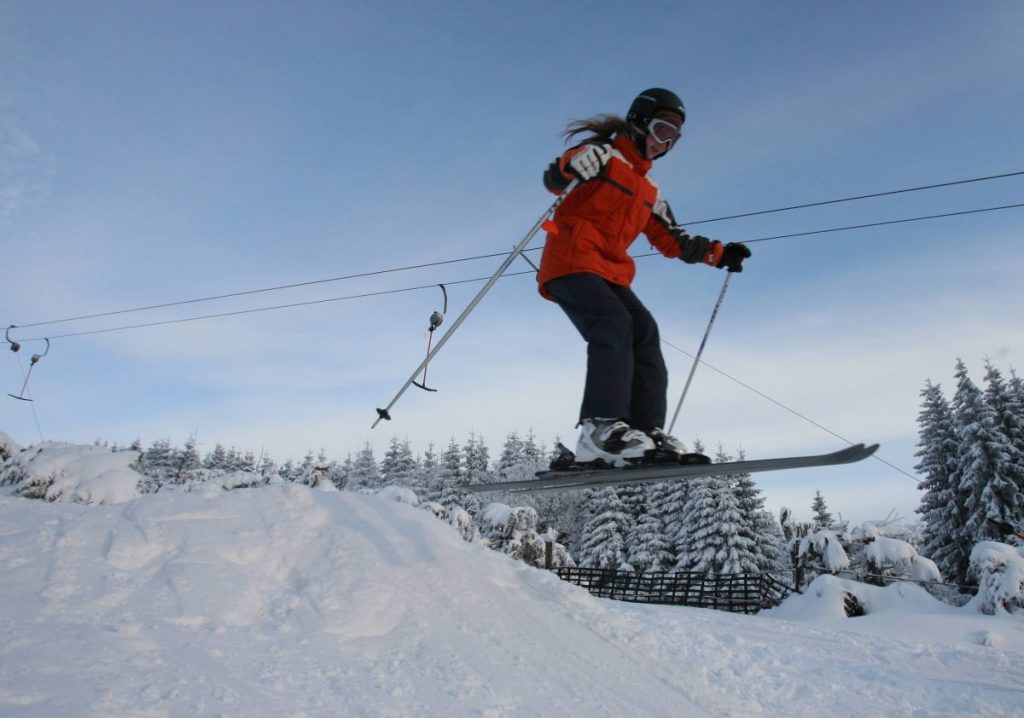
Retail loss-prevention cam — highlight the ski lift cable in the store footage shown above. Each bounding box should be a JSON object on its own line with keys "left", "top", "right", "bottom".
{"left": 14, "top": 273, "right": 534, "bottom": 342}
{"left": 11, "top": 200, "right": 1024, "bottom": 344}
{"left": 11, "top": 251, "right": 514, "bottom": 331}
{"left": 9, "top": 171, "right": 1021, "bottom": 332}
{"left": 680, "top": 170, "right": 1024, "bottom": 226}
{"left": 660, "top": 338, "right": 921, "bottom": 485}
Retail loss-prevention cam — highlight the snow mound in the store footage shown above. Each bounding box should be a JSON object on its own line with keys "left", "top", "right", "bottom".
{"left": 1, "top": 485, "right": 1022, "bottom": 717}
{"left": 0, "top": 442, "right": 142, "bottom": 504}
{"left": 767, "top": 574, "right": 950, "bottom": 620}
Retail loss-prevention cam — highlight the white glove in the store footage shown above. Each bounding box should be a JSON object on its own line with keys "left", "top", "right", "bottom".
{"left": 567, "top": 143, "right": 611, "bottom": 181}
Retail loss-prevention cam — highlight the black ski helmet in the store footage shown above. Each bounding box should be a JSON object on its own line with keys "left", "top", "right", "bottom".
{"left": 626, "top": 88, "right": 686, "bottom": 133}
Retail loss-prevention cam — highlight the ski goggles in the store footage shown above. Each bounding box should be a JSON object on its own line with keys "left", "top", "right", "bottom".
{"left": 647, "top": 117, "right": 682, "bottom": 145}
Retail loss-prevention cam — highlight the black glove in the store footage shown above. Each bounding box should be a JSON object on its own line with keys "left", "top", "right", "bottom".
{"left": 717, "top": 242, "right": 751, "bottom": 272}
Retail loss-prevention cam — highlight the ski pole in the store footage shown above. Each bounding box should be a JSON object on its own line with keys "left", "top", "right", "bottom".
{"left": 667, "top": 271, "right": 733, "bottom": 435}
{"left": 372, "top": 178, "right": 580, "bottom": 428}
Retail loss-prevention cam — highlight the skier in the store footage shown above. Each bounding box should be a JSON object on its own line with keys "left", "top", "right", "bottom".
{"left": 538, "top": 88, "right": 750, "bottom": 467}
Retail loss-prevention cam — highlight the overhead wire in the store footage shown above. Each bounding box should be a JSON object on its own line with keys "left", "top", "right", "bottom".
{"left": 680, "top": 170, "right": 1024, "bottom": 225}
{"left": 16, "top": 195, "right": 1024, "bottom": 342}
{"left": 13, "top": 199, "right": 1023, "bottom": 342}
{"left": 9, "top": 170, "right": 1022, "bottom": 332}
{"left": 659, "top": 339, "right": 921, "bottom": 484}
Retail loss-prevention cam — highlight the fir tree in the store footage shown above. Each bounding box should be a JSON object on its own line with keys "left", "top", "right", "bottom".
{"left": 176, "top": 434, "right": 202, "bottom": 482}
{"left": 347, "top": 441, "right": 382, "bottom": 491}
{"left": 462, "top": 432, "right": 492, "bottom": 486}
{"left": 915, "top": 380, "right": 962, "bottom": 572}
{"left": 658, "top": 478, "right": 690, "bottom": 563}
{"left": 811, "top": 490, "right": 834, "bottom": 529}
{"left": 141, "top": 438, "right": 180, "bottom": 489}
{"left": 674, "top": 467, "right": 756, "bottom": 574}
{"left": 496, "top": 431, "right": 524, "bottom": 481}
{"left": 380, "top": 436, "right": 417, "bottom": 488}
{"left": 204, "top": 443, "right": 228, "bottom": 471}
{"left": 730, "top": 449, "right": 785, "bottom": 574}
{"left": 626, "top": 482, "right": 673, "bottom": 573}
{"left": 579, "top": 487, "right": 632, "bottom": 570}
{"left": 438, "top": 436, "right": 472, "bottom": 512}
{"left": 954, "top": 359, "right": 1024, "bottom": 546}
{"left": 414, "top": 442, "right": 441, "bottom": 502}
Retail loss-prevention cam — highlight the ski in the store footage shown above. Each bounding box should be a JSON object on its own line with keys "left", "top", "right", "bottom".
{"left": 464, "top": 442, "right": 879, "bottom": 494}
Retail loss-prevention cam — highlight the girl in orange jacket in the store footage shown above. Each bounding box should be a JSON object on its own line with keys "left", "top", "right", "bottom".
{"left": 538, "top": 88, "right": 750, "bottom": 467}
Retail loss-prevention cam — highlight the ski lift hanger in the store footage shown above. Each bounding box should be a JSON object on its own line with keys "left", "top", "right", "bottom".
{"left": 6, "top": 325, "right": 50, "bottom": 402}
{"left": 412, "top": 284, "right": 448, "bottom": 393}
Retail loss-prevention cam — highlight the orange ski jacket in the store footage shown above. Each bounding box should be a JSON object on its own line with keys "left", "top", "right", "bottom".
{"left": 537, "top": 133, "right": 721, "bottom": 300}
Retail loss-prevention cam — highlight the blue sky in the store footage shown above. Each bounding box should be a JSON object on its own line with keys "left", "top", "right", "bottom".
{"left": 2, "top": 1, "right": 1022, "bottom": 522}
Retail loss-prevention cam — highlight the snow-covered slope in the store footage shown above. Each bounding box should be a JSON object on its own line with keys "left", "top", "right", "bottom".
{"left": 1, "top": 484, "right": 1022, "bottom": 717}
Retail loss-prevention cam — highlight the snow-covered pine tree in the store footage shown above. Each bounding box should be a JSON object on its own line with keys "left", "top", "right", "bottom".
{"left": 521, "top": 428, "right": 543, "bottom": 466}
{"left": 954, "top": 359, "right": 1024, "bottom": 551}
{"left": 981, "top": 362, "right": 1024, "bottom": 540}
{"left": 752, "top": 510, "right": 789, "bottom": 575}
{"left": 174, "top": 434, "right": 202, "bottom": 482}
{"left": 731, "top": 449, "right": 786, "bottom": 574}
{"left": 674, "top": 447, "right": 758, "bottom": 574}
{"left": 240, "top": 451, "right": 258, "bottom": 472}
{"left": 658, "top": 477, "right": 690, "bottom": 566}
{"left": 915, "top": 379, "right": 962, "bottom": 572}
{"left": 462, "top": 432, "right": 492, "bottom": 486}
{"left": 204, "top": 443, "right": 228, "bottom": 471}
{"left": 626, "top": 481, "right": 673, "bottom": 573}
{"left": 578, "top": 487, "right": 633, "bottom": 570}
{"left": 413, "top": 442, "right": 441, "bottom": 502}
{"left": 496, "top": 431, "right": 524, "bottom": 481}
{"left": 811, "top": 490, "right": 834, "bottom": 529}
{"left": 380, "top": 436, "right": 417, "bottom": 488}
{"left": 140, "top": 439, "right": 181, "bottom": 490}
{"left": 347, "top": 441, "right": 382, "bottom": 492}
{"left": 438, "top": 436, "right": 471, "bottom": 512}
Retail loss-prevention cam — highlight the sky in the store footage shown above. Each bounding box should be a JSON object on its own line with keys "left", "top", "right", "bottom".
{"left": 1, "top": 1, "right": 1023, "bottom": 523}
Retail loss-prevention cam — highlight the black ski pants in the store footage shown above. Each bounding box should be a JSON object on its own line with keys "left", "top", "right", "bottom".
{"left": 545, "top": 273, "right": 667, "bottom": 429}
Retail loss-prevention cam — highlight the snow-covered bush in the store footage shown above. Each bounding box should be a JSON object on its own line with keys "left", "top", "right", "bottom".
{"left": 450, "top": 506, "right": 479, "bottom": 543}
{"left": 0, "top": 431, "right": 20, "bottom": 463}
{"left": 421, "top": 501, "right": 448, "bottom": 520}
{"left": 483, "top": 502, "right": 574, "bottom": 568}
{"left": 0, "top": 442, "right": 142, "bottom": 504}
{"left": 852, "top": 522, "right": 941, "bottom": 585}
{"left": 968, "top": 541, "right": 1024, "bottom": 615}
{"left": 797, "top": 528, "right": 851, "bottom": 575}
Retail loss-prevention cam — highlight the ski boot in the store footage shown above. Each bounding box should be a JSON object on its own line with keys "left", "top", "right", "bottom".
{"left": 643, "top": 427, "right": 711, "bottom": 465}
{"left": 574, "top": 418, "right": 656, "bottom": 468}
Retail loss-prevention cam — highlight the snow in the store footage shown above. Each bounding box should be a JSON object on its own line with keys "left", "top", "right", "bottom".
{"left": 1, "top": 442, "right": 142, "bottom": 504}
{"left": 1, "top": 484, "right": 1023, "bottom": 716}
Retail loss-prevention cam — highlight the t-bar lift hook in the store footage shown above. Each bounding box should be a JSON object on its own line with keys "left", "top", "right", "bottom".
{"left": 6, "top": 325, "right": 50, "bottom": 402}
{"left": 412, "top": 284, "right": 448, "bottom": 393}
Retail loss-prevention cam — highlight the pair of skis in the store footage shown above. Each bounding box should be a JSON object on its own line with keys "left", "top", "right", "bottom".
{"left": 464, "top": 443, "right": 879, "bottom": 494}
